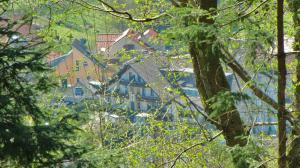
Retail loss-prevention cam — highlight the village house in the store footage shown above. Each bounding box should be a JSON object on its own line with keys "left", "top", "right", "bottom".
{"left": 48, "top": 39, "right": 108, "bottom": 86}
{"left": 48, "top": 39, "right": 111, "bottom": 102}
{"left": 97, "top": 55, "right": 208, "bottom": 123}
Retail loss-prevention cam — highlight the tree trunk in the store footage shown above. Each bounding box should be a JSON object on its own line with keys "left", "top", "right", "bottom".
{"left": 287, "top": 0, "right": 300, "bottom": 167}
{"left": 187, "top": 0, "right": 247, "bottom": 147}
{"left": 277, "top": 0, "right": 287, "bottom": 167}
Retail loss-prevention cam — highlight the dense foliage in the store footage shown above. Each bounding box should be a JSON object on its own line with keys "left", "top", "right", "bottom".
{"left": 1, "top": 0, "right": 300, "bottom": 167}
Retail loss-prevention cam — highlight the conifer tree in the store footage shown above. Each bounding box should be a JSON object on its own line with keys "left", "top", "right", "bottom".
{"left": 0, "top": 7, "right": 87, "bottom": 167}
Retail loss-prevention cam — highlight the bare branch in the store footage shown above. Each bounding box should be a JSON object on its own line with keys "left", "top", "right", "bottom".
{"left": 170, "top": 131, "right": 223, "bottom": 168}
{"left": 75, "top": 0, "right": 167, "bottom": 22}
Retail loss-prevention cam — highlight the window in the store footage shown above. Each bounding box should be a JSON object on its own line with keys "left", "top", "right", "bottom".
{"left": 74, "top": 87, "right": 84, "bottom": 96}
{"left": 130, "top": 101, "right": 135, "bottom": 111}
{"left": 83, "top": 61, "right": 88, "bottom": 67}
{"left": 142, "top": 88, "right": 146, "bottom": 96}
{"left": 120, "top": 85, "right": 128, "bottom": 94}
{"left": 61, "top": 79, "right": 68, "bottom": 88}
{"left": 75, "top": 60, "right": 80, "bottom": 71}
{"left": 87, "top": 76, "right": 91, "bottom": 80}
{"left": 76, "top": 78, "right": 80, "bottom": 83}
{"left": 147, "top": 104, "right": 151, "bottom": 110}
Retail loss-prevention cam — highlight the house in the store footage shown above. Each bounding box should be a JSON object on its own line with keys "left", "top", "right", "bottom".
{"left": 96, "top": 28, "right": 164, "bottom": 63}
{"left": 48, "top": 39, "right": 110, "bottom": 87}
{"left": 97, "top": 55, "right": 207, "bottom": 122}
{"left": 47, "top": 39, "right": 116, "bottom": 103}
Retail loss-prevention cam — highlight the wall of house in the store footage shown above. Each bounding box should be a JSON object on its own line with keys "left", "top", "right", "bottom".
{"left": 55, "top": 47, "right": 104, "bottom": 86}
{"left": 62, "top": 81, "right": 95, "bottom": 103}
{"left": 105, "top": 67, "right": 160, "bottom": 113}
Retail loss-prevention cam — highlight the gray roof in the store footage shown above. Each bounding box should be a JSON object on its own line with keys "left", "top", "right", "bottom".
{"left": 103, "top": 54, "right": 193, "bottom": 102}
{"left": 129, "top": 56, "right": 173, "bottom": 101}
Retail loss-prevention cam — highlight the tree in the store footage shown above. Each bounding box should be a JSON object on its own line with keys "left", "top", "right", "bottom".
{"left": 0, "top": 6, "right": 87, "bottom": 166}
{"left": 7, "top": 0, "right": 299, "bottom": 167}
{"left": 287, "top": 0, "right": 300, "bottom": 167}
{"left": 276, "top": 0, "right": 287, "bottom": 166}
{"left": 67, "top": 0, "right": 286, "bottom": 167}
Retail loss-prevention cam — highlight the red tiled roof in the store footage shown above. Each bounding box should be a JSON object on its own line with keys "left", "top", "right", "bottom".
{"left": 96, "top": 34, "right": 121, "bottom": 49}
{"left": 96, "top": 28, "right": 159, "bottom": 52}
{"left": 112, "top": 29, "right": 140, "bottom": 44}
{"left": 0, "top": 15, "right": 41, "bottom": 37}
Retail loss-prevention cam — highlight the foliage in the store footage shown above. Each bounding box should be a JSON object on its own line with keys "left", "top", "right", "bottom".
{"left": 1, "top": 0, "right": 299, "bottom": 167}
{"left": 0, "top": 11, "right": 88, "bottom": 166}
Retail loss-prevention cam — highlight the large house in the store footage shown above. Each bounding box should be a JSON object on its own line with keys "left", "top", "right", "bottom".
{"left": 48, "top": 39, "right": 109, "bottom": 87}
{"left": 48, "top": 39, "right": 112, "bottom": 102}
{"left": 97, "top": 55, "right": 209, "bottom": 123}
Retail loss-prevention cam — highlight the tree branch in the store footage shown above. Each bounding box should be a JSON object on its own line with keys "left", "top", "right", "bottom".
{"left": 220, "top": 47, "right": 293, "bottom": 125}
{"left": 220, "top": 0, "right": 271, "bottom": 27}
{"left": 170, "top": 131, "right": 223, "bottom": 168}
{"left": 75, "top": 0, "right": 167, "bottom": 22}
{"left": 220, "top": 47, "right": 279, "bottom": 110}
